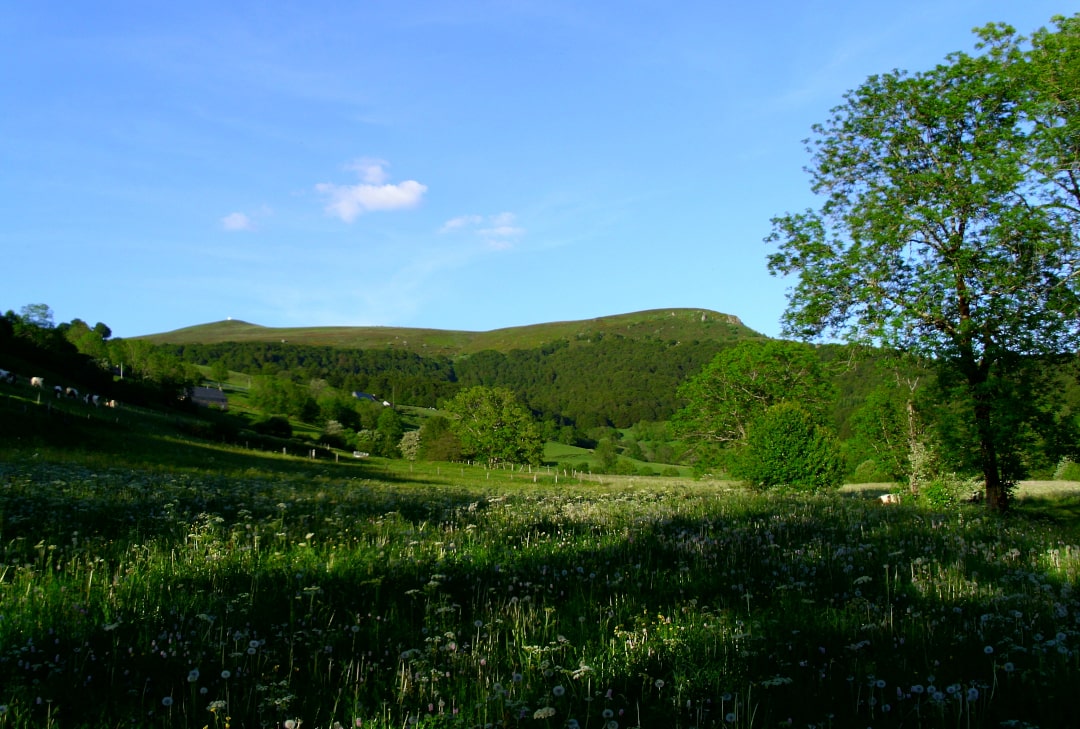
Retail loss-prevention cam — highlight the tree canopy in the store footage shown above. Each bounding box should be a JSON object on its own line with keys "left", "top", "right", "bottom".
{"left": 766, "top": 15, "right": 1080, "bottom": 510}
{"left": 442, "top": 386, "right": 544, "bottom": 466}
{"left": 673, "top": 340, "right": 834, "bottom": 473}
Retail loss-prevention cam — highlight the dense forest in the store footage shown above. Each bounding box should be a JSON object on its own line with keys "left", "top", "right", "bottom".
{"left": 160, "top": 334, "right": 724, "bottom": 429}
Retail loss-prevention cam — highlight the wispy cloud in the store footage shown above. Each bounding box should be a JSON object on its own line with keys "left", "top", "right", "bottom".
{"left": 316, "top": 159, "right": 428, "bottom": 222}
{"left": 440, "top": 211, "right": 524, "bottom": 250}
{"left": 221, "top": 211, "right": 254, "bottom": 231}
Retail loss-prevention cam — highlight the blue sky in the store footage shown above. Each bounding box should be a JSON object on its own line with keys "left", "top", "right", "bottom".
{"left": 1, "top": 1, "right": 1068, "bottom": 339}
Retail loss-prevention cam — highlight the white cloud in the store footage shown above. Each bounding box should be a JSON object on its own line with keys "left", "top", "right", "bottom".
{"left": 439, "top": 214, "right": 483, "bottom": 233}
{"left": 316, "top": 160, "right": 427, "bottom": 222}
{"left": 440, "top": 211, "right": 524, "bottom": 249}
{"left": 221, "top": 212, "right": 254, "bottom": 231}
{"left": 346, "top": 157, "right": 390, "bottom": 184}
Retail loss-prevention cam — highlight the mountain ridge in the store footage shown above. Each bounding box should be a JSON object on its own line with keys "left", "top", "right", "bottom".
{"left": 136, "top": 308, "right": 767, "bottom": 356}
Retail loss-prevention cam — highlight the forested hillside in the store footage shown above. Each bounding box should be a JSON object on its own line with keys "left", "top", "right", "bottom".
{"left": 161, "top": 333, "right": 726, "bottom": 429}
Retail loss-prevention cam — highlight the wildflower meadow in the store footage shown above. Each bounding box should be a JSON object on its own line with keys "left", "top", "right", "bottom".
{"left": 0, "top": 448, "right": 1078, "bottom": 728}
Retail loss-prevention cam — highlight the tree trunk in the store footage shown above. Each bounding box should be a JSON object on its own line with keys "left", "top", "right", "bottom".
{"left": 972, "top": 390, "right": 1009, "bottom": 512}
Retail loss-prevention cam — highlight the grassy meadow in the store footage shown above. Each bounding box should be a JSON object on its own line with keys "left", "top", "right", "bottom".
{"left": 1, "top": 431, "right": 1079, "bottom": 729}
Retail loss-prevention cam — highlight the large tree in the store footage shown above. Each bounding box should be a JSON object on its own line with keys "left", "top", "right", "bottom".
{"left": 442, "top": 386, "right": 544, "bottom": 466}
{"left": 674, "top": 340, "right": 833, "bottom": 472}
{"left": 766, "top": 16, "right": 1080, "bottom": 511}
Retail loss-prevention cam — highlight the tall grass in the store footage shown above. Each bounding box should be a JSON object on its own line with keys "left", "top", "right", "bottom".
{"left": 0, "top": 451, "right": 1078, "bottom": 728}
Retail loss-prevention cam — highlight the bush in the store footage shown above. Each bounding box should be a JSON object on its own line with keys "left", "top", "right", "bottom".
{"left": 252, "top": 415, "right": 292, "bottom": 438}
{"left": 319, "top": 420, "right": 352, "bottom": 450}
{"left": 848, "top": 458, "right": 893, "bottom": 484}
{"left": 732, "top": 402, "right": 844, "bottom": 492}
{"left": 1054, "top": 457, "right": 1080, "bottom": 481}
{"left": 915, "top": 472, "right": 982, "bottom": 509}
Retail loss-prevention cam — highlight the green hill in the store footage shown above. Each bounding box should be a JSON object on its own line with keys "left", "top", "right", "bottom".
{"left": 136, "top": 308, "right": 764, "bottom": 355}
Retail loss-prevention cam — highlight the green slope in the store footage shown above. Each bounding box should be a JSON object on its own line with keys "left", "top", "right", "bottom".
{"left": 136, "top": 308, "right": 765, "bottom": 355}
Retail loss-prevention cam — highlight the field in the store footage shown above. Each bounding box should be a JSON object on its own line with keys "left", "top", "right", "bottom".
{"left": 1, "top": 437, "right": 1079, "bottom": 729}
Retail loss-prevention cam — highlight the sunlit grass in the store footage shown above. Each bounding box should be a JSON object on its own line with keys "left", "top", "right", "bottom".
{"left": 1, "top": 452, "right": 1078, "bottom": 728}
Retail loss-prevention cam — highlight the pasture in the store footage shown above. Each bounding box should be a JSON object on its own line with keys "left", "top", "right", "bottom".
{"left": 0, "top": 445, "right": 1079, "bottom": 728}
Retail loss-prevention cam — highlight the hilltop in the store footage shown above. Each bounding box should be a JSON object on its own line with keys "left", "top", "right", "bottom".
{"left": 136, "top": 308, "right": 766, "bottom": 355}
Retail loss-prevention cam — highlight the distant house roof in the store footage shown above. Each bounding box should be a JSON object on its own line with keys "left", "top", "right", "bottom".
{"left": 191, "top": 386, "right": 229, "bottom": 409}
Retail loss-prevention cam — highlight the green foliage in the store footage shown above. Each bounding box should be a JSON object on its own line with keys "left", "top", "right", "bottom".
{"left": 417, "top": 416, "right": 464, "bottom": 462}
{"left": 1055, "top": 457, "right": 1080, "bottom": 481}
{"left": 208, "top": 358, "right": 230, "bottom": 383}
{"left": 442, "top": 386, "right": 543, "bottom": 466}
{"left": 731, "top": 402, "right": 844, "bottom": 492}
{"left": 60, "top": 317, "right": 111, "bottom": 361}
{"left": 915, "top": 473, "right": 982, "bottom": 509}
{"left": 252, "top": 415, "right": 292, "bottom": 438}
{"left": 846, "top": 458, "right": 893, "bottom": 484}
{"left": 19, "top": 302, "right": 54, "bottom": 328}
{"left": 398, "top": 429, "right": 421, "bottom": 460}
{"left": 375, "top": 407, "right": 404, "bottom": 457}
{"left": 675, "top": 340, "right": 834, "bottom": 472}
{"left": 766, "top": 16, "right": 1080, "bottom": 510}
{"left": 318, "top": 419, "right": 351, "bottom": 450}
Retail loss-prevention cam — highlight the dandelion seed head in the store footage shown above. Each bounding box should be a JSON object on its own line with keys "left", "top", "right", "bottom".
{"left": 161, "top": 696, "right": 173, "bottom": 707}
{"left": 725, "top": 712, "right": 737, "bottom": 723}
{"left": 984, "top": 645, "right": 994, "bottom": 654}
{"left": 553, "top": 685, "right": 566, "bottom": 697}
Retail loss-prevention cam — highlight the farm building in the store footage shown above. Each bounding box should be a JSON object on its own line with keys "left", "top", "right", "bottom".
{"left": 190, "top": 386, "right": 228, "bottom": 410}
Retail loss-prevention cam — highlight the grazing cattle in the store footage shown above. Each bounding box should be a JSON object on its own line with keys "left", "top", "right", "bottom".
{"left": 106, "top": 399, "right": 118, "bottom": 408}
{"left": 84, "top": 393, "right": 100, "bottom": 407}
{"left": 54, "top": 385, "right": 64, "bottom": 398}
{"left": 0, "top": 369, "right": 15, "bottom": 384}
{"left": 31, "top": 376, "right": 44, "bottom": 388}
{"left": 65, "top": 386, "right": 79, "bottom": 399}
{"left": 879, "top": 493, "right": 901, "bottom": 505}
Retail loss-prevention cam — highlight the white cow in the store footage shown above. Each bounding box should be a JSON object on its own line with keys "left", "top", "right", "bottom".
{"left": 879, "top": 493, "right": 901, "bottom": 505}
{"left": 30, "top": 376, "right": 44, "bottom": 388}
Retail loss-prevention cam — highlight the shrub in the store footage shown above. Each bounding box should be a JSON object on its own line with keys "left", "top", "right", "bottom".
{"left": 731, "top": 401, "right": 844, "bottom": 492}
{"left": 915, "top": 472, "right": 982, "bottom": 509}
{"left": 848, "top": 458, "right": 893, "bottom": 484}
{"left": 319, "top": 419, "right": 351, "bottom": 450}
{"left": 1054, "top": 457, "right": 1080, "bottom": 481}
{"left": 399, "top": 430, "right": 421, "bottom": 461}
{"left": 252, "top": 415, "right": 292, "bottom": 438}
